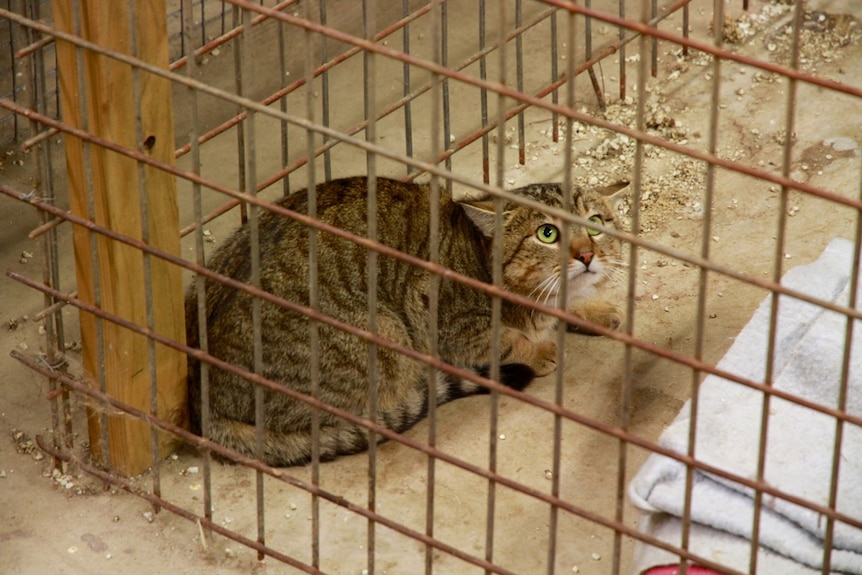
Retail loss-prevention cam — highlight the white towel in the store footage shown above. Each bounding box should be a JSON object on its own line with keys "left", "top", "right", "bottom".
{"left": 629, "top": 237, "right": 862, "bottom": 574}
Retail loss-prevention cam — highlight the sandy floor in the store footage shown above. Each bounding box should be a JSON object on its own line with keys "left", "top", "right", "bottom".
{"left": 1, "top": 1, "right": 861, "bottom": 574}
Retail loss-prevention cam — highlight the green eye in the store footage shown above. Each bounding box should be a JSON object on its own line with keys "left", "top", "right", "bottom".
{"left": 536, "top": 224, "right": 559, "bottom": 244}
{"left": 587, "top": 215, "right": 604, "bottom": 237}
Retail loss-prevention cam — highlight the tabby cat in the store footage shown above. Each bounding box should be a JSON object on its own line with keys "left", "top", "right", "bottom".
{"left": 186, "top": 176, "right": 626, "bottom": 466}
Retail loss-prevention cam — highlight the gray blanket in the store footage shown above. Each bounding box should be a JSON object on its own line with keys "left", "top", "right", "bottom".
{"left": 629, "top": 238, "right": 862, "bottom": 574}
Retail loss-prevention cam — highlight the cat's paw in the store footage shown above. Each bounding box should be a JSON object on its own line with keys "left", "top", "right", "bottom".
{"left": 530, "top": 339, "right": 558, "bottom": 377}
{"left": 567, "top": 299, "right": 623, "bottom": 334}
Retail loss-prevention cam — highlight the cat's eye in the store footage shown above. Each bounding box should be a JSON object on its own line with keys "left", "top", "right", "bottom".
{"left": 587, "top": 215, "right": 604, "bottom": 237}
{"left": 536, "top": 224, "right": 559, "bottom": 244}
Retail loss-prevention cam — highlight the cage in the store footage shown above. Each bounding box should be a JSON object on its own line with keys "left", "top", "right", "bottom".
{"left": 1, "top": 0, "right": 860, "bottom": 574}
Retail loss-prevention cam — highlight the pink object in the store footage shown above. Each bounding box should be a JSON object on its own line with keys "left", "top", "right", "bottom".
{"left": 643, "top": 565, "right": 725, "bottom": 575}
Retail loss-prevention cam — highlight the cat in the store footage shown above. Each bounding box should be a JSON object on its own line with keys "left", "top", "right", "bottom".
{"left": 186, "top": 176, "right": 627, "bottom": 466}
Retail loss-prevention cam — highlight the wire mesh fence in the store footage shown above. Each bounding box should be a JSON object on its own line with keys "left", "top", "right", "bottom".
{"left": 1, "top": 0, "right": 861, "bottom": 573}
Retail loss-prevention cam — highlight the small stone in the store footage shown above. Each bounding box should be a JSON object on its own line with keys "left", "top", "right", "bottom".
{"left": 591, "top": 553, "right": 601, "bottom": 561}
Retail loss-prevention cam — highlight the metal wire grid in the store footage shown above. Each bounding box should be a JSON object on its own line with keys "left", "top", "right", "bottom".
{"left": 1, "top": 0, "right": 861, "bottom": 573}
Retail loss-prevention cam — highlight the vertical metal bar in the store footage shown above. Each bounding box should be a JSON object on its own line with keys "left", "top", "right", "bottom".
{"left": 221, "top": 0, "right": 227, "bottom": 36}
{"left": 679, "top": 0, "right": 724, "bottom": 571}
{"left": 615, "top": 0, "right": 647, "bottom": 571}
{"left": 486, "top": 3, "right": 508, "bottom": 572}
{"left": 515, "top": 0, "right": 524, "bottom": 166}
{"left": 550, "top": 9, "right": 558, "bottom": 143}
{"left": 178, "top": 0, "right": 185, "bottom": 59}
{"left": 618, "top": 0, "right": 626, "bottom": 100}
{"left": 650, "top": 0, "right": 657, "bottom": 78}
{"left": 199, "top": 0, "right": 206, "bottom": 52}
{"left": 401, "top": 0, "right": 413, "bottom": 176}
{"left": 425, "top": 1, "right": 443, "bottom": 572}
{"left": 278, "top": 3, "right": 290, "bottom": 198}
{"left": 479, "top": 0, "right": 489, "bottom": 184}
{"left": 126, "top": 0, "right": 162, "bottom": 514}
{"left": 682, "top": 1, "right": 689, "bottom": 57}
{"left": 750, "top": 2, "right": 804, "bottom": 571}
{"left": 182, "top": 0, "right": 212, "bottom": 537}
{"left": 319, "top": 0, "right": 331, "bottom": 181}
{"left": 238, "top": 4, "right": 267, "bottom": 561}
{"left": 68, "top": 0, "right": 110, "bottom": 468}
{"left": 22, "top": 0, "right": 69, "bottom": 465}
{"left": 9, "top": 0, "right": 21, "bottom": 140}
{"left": 821, "top": 161, "right": 862, "bottom": 574}
{"left": 583, "top": 0, "right": 606, "bottom": 113}
{"left": 303, "top": 0, "right": 321, "bottom": 567}
{"left": 441, "top": 0, "right": 451, "bottom": 191}
{"left": 547, "top": 5, "right": 576, "bottom": 573}
{"left": 232, "top": 3, "right": 247, "bottom": 224}
{"left": 363, "top": 3, "right": 378, "bottom": 573}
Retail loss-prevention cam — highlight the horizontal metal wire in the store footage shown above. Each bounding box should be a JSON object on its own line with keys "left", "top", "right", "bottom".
{"left": 31, "top": 434, "right": 328, "bottom": 575}
{"left": 171, "top": 0, "right": 438, "bottom": 162}
{"left": 10, "top": 341, "right": 746, "bottom": 575}
{"left": 542, "top": 0, "right": 862, "bottom": 100}
{"left": 7, "top": 3, "right": 860, "bottom": 572}
{"left": 168, "top": 0, "right": 302, "bottom": 73}
{"left": 5, "top": 189, "right": 862, "bottom": 538}
{"left": 6, "top": 94, "right": 862, "bottom": 336}
{"left": 2, "top": 6, "right": 858, "bottom": 219}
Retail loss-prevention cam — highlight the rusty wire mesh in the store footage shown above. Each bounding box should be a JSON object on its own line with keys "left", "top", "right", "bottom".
{"left": 2, "top": 0, "right": 861, "bottom": 573}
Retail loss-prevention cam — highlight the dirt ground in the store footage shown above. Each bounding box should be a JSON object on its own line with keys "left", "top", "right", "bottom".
{"left": 1, "top": 1, "right": 861, "bottom": 574}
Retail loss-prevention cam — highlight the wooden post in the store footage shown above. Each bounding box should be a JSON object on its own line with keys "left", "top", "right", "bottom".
{"left": 51, "top": 0, "right": 187, "bottom": 476}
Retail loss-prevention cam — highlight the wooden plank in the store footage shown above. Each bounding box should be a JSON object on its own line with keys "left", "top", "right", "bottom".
{"left": 51, "top": 0, "right": 187, "bottom": 477}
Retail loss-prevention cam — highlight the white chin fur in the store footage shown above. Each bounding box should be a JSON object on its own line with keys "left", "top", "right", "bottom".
{"left": 567, "top": 261, "right": 602, "bottom": 299}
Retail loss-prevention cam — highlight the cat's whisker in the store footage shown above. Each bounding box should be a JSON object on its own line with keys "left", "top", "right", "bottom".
{"left": 603, "top": 266, "right": 628, "bottom": 285}
{"left": 530, "top": 271, "right": 560, "bottom": 320}
{"left": 528, "top": 273, "right": 558, "bottom": 302}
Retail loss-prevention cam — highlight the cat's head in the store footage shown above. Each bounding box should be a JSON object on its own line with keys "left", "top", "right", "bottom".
{"left": 460, "top": 181, "right": 628, "bottom": 306}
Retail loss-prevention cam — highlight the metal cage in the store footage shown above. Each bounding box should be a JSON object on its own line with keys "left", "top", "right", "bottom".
{"left": 1, "top": 1, "right": 861, "bottom": 574}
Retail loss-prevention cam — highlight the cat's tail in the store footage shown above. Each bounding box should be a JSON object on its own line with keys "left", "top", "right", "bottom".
{"left": 440, "top": 363, "right": 536, "bottom": 402}
{"left": 205, "top": 417, "right": 369, "bottom": 467}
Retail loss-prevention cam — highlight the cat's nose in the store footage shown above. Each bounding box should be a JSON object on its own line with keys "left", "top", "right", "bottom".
{"left": 577, "top": 251, "right": 593, "bottom": 268}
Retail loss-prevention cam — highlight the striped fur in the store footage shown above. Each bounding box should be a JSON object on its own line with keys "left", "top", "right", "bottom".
{"left": 186, "top": 177, "right": 624, "bottom": 466}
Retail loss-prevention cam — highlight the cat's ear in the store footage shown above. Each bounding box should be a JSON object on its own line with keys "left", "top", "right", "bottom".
{"left": 459, "top": 198, "right": 500, "bottom": 238}
{"left": 596, "top": 180, "right": 630, "bottom": 211}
